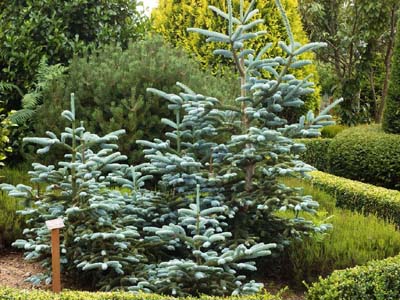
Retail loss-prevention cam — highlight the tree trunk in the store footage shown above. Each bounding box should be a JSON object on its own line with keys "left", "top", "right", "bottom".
{"left": 376, "top": 5, "right": 398, "bottom": 123}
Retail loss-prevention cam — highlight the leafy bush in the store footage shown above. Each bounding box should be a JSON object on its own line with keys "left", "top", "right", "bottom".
{"left": 0, "top": 288, "right": 280, "bottom": 300}
{"left": 278, "top": 177, "right": 400, "bottom": 285}
{"left": 309, "top": 170, "right": 400, "bottom": 225}
{"left": 320, "top": 125, "right": 347, "bottom": 138}
{"left": 297, "top": 139, "right": 331, "bottom": 171}
{"left": 0, "top": 0, "right": 148, "bottom": 110}
{"left": 34, "top": 36, "right": 239, "bottom": 164}
{"left": 152, "top": 0, "right": 321, "bottom": 119}
{"left": 0, "top": 167, "right": 30, "bottom": 248}
{"left": 306, "top": 255, "right": 400, "bottom": 300}
{"left": 382, "top": 18, "right": 400, "bottom": 134}
{"left": 328, "top": 125, "right": 400, "bottom": 189}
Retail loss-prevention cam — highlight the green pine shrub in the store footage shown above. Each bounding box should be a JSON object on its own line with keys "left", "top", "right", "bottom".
{"left": 0, "top": 288, "right": 280, "bottom": 300}
{"left": 0, "top": 0, "right": 148, "bottom": 111}
{"left": 34, "top": 36, "right": 239, "bottom": 164}
{"left": 328, "top": 125, "right": 400, "bottom": 189}
{"left": 306, "top": 255, "right": 400, "bottom": 300}
{"left": 320, "top": 125, "right": 347, "bottom": 138}
{"left": 277, "top": 177, "right": 400, "bottom": 286}
{"left": 382, "top": 18, "right": 400, "bottom": 134}
{"left": 296, "top": 139, "right": 331, "bottom": 171}
{"left": 309, "top": 170, "right": 400, "bottom": 225}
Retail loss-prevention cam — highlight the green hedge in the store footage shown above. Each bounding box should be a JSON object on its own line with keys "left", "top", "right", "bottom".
{"left": 306, "top": 254, "right": 400, "bottom": 300}
{"left": 299, "top": 125, "right": 400, "bottom": 190}
{"left": 309, "top": 170, "right": 400, "bottom": 225}
{"left": 328, "top": 125, "right": 400, "bottom": 190}
{"left": 297, "top": 139, "right": 331, "bottom": 172}
{"left": 0, "top": 288, "right": 280, "bottom": 300}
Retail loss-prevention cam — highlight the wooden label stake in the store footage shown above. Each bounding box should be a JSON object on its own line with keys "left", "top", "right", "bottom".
{"left": 46, "top": 218, "right": 65, "bottom": 293}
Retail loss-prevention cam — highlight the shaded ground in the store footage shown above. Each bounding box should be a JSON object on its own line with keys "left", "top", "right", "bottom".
{"left": 264, "top": 281, "right": 305, "bottom": 300}
{"left": 0, "top": 251, "right": 48, "bottom": 289}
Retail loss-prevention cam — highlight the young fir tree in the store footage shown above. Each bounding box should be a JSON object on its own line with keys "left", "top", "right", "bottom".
{"left": 139, "top": 0, "right": 340, "bottom": 253}
{"left": 1, "top": 94, "right": 149, "bottom": 289}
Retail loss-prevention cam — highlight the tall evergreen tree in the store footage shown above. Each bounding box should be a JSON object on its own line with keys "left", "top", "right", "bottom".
{"left": 152, "top": 0, "right": 322, "bottom": 117}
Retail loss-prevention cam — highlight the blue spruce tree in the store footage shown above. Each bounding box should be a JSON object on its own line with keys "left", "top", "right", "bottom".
{"left": 2, "top": 0, "right": 341, "bottom": 295}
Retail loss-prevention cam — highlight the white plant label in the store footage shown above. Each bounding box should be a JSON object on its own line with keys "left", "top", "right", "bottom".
{"left": 46, "top": 218, "right": 65, "bottom": 230}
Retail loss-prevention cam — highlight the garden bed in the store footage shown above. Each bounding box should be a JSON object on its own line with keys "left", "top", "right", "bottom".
{"left": 0, "top": 251, "right": 47, "bottom": 289}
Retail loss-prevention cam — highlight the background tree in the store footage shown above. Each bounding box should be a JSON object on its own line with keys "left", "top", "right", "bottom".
{"left": 299, "top": 0, "right": 399, "bottom": 124}
{"left": 383, "top": 18, "right": 400, "bottom": 134}
{"left": 0, "top": 0, "right": 149, "bottom": 111}
{"left": 152, "top": 0, "right": 322, "bottom": 119}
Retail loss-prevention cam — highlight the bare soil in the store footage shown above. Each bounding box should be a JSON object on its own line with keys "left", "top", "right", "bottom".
{"left": 0, "top": 251, "right": 49, "bottom": 290}
{"left": 0, "top": 251, "right": 304, "bottom": 299}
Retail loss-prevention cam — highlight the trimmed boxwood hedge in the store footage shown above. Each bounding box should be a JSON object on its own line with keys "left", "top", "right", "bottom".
{"left": 298, "top": 125, "right": 400, "bottom": 190}
{"left": 0, "top": 289, "right": 280, "bottom": 300}
{"left": 297, "top": 139, "right": 331, "bottom": 172}
{"left": 306, "top": 254, "right": 400, "bottom": 300}
{"left": 328, "top": 125, "right": 400, "bottom": 190}
{"left": 309, "top": 170, "right": 400, "bottom": 225}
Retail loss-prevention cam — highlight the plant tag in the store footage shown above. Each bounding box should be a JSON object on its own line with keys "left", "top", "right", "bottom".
{"left": 46, "top": 218, "right": 65, "bottom": 230}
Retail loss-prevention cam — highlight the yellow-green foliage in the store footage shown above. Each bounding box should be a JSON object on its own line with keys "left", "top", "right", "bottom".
{"left": 309, "top": 170, "right": 400, "bottom": 225}
{"left": 0, "top": 167, "right": 29, "bottom": 247}
{"left": 152, "top": 0, "right": 321, "bottom": 114}
{"left": 277, "top": 177, "right": 400, "bottom": 285}
{"left": 0, "top": 288, "right": 281, "bottom": 300}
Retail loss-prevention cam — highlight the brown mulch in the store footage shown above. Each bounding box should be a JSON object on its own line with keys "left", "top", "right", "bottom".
{"left": 0, "top": 251, "right": 49, "bottom": 290}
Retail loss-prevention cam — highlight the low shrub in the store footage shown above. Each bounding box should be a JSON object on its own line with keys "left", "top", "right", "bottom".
{"left": 328, "top": 125, "right": 400, "bottom": 190}
{"left": 306, "top": 255, "right": 400, "bottom": 299}
{"left": 0, "top": 167, "right": 29, "bottom": 248}
{"left": 309, "top": 170, "right": 400, "bottom": 225}
{"left": 34, "top": 36, "right": 239, "bottom": 164}
{"left": 297, "top": 139, "right": 331, "bottom": 171}
{"left": 0, "top": 288, "right": 280, "bottom": 300}
{"left": 276, "top": 178, "right": 400, "bottom": 285}
{"left": 320, "top": 125, "right": 347, "bottom": 138}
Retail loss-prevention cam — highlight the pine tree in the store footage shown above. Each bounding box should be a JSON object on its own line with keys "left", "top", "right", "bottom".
{"left": 382, "top": 18, "right": 400, "bottom": 134}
